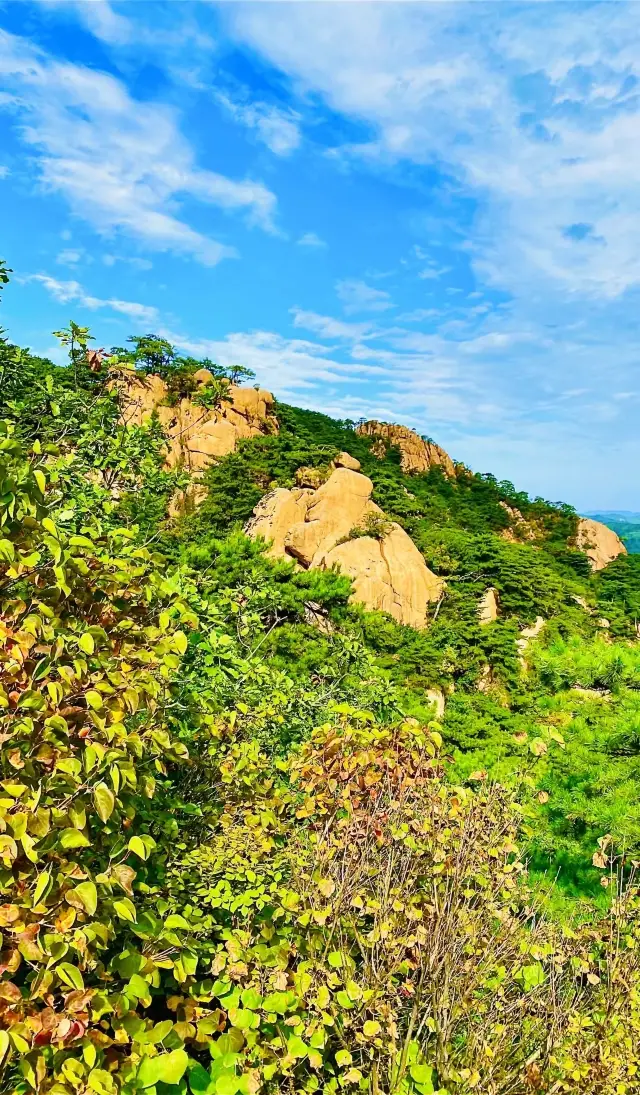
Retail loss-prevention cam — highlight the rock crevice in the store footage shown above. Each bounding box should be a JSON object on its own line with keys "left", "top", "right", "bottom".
{"left": 356, "top": 420, "right": 455, "bottom": 477}
{"left": 113, "top": 368, "right": 277, "bottom": 472}
{"left": 246, "top": 463, "right": 444, "bottom": 628}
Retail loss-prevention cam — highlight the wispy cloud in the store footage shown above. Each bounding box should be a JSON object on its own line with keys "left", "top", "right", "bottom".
{"left": 27, "top": 273, "right": 159, "bottom": 325}
{"left": 291, "top": 308, "right": 371, "bottom": 341}
{"left": 224, "top": 2, "right": 640, "bottom": 300}
{"left": 43, "top": 0, "right": 133, "bottom": 46}
{"left": 102, "top": 254, "right": 153, "bottom": 271}
{"left": 297, "top": 232, "right": 326, "bottom": 249}
{"left": 0, "top": 28, "right": 278, "bottom": 264}
{"left": 336, "top": 279, "right": 393, "bottom": 314}
{"left": 216, "top": 90, "right": 301, "bottom": 156}
{"left": 56, "top": 249, "right": 84, "bottom": 266}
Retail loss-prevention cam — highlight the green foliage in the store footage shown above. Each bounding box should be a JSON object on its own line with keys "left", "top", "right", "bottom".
{"left": 342, "top": 511, "right": 394, "bottom": 542}
{"left": 109, "top": 336, "right": 255, "bottom": 395}
{"left": 0, "top": 260, "right": 11, "bottom": 312}
{"left": 5, "top": 262, "right": 640, "bottom": 1093}
{"left": 596, "top": 553, "right": 640, "bottom": 635}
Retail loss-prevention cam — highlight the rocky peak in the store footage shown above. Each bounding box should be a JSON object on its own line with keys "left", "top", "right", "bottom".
{"left": 246, "top": 461, "right": 444, "bottom": 629}
{"left": 356, "top": 420, "right": 455, "bottom": 477}
{"left": 575, "top": 517, "right": 627, "bottom": 571}
{"left": 113, "top": 367, "right": 277, "bottom": 472}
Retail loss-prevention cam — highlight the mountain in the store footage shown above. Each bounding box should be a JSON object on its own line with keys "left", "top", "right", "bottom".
{"left": 586, "top": 511, "right": 640, "bottom": 552}
{"left": 3, "top": 299, "right": 640, "bottom": 1092}
{"left": 587, "top": 510, "right": 640, "bottom": 521}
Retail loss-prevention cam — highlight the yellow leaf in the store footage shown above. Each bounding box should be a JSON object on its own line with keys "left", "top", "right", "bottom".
{"left": 0, "top": 1029, "right": 10, "bottom": 1067}
{"left": 93, "top": 783, "right": 115, "bottom": 823}
{"left": 33, "top": 869, "right": 52, "bottom": 906}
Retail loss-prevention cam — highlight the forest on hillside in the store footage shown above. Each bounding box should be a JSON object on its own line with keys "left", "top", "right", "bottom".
{"left": 2, "top": 259, "right": 640, "bottom": 1094}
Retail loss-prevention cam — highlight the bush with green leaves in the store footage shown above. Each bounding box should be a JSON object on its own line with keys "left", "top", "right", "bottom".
{"left": 5, "top": 261, "right": 640, "bottom": 1094}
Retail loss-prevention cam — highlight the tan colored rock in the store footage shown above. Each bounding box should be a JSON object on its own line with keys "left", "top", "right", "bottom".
{"left": 478, "top": 587, "right": 499, "bottom": 625}
{"left": 245, "top": 467, "right": 444, "bottom": 628}
{"left": 334, "top": 451, "right": 361, "bottom": 471}
{"left": 168, "top": 483, "right": 208, "bottom": 519}
{"left": 499, "top": 502, "right": 539, "bottom": 543}
{"left": 476, "top": 664, "right": 495, "bottom": 693}
{"left": 576, "top": 517, "right": 626, "bottom": 571}
{"left": 245, "top": 488, "right": 313, "bottom": 559}
{"left": 193, "top": 368, "right": 215, "bottom": 385}
{"left": 517, "top": 616, "right": 546, "bottom": 665}
{"left": 112, "top": 370, "right": 277, "bottom": 473}
{"left": 285, "top": 468, "right": 379, "bottom": 567}
{"left": 318, "top": 524, "right": 443, "bottom": 628}
{"left": 356, "top": 420, "right": 455, "bottom": 477}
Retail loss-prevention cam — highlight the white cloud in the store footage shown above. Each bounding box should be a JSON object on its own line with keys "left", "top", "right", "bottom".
{"left": 398, "top": 308, "right": 441, "bottom": 323}
{"left": 0, "top": 28, "right": 278, "bottom": 264}
{"left": 164, "top": 327, "right": 384, "bottom": 408}
{"left": 223, "top": 3, "right": 640, "bottom": 300}
{"left": 291, "top": 308, "right": 371, "bottom": 341}
{"left": 217, "top": 91, "right": 301, "bottom": 156}
{"left": 0, "top": 165, "right": 8, "bottom": 178}
{"left": 419, "top": 265, "right": 451, "bottom": 281}
{"left": 50, "top": 0, "right": 133, "bottom": 45}
{"left": 56, "top": 249, "right": 83, "bottom": 265}
{"left": 297, "top": 232, "right": 326, "bottom": 249}
{"left": 27, "top": 273, "right": 158, "bottom": 325}
{"left": 336, "top": 278, "right": 393, "bottom": 314}
{"left": 102, "top": 254, "right": 153, "bottom": 271}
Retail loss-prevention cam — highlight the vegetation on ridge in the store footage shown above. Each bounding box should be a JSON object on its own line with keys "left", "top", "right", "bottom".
{"left": 2, "top": 262, "right": 640, "bottom": 1094}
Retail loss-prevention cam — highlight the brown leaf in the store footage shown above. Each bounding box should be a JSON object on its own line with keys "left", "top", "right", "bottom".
{"left": 111, "top": 863, "right": 136, "bottom": 896}
{"left": 0, "top": 980, "right": 21, "bottom": 1003}
{"left": 0, "top": 948, "right": 21, "bottom": 975}
{"left": 64, "top": 988, "right": 94, "bottom": 1012}
{"left": 0, "top": 906, "right": 20, "bottom": 928}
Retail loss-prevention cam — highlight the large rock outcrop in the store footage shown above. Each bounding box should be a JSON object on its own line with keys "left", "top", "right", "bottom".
{"left": 113, "top": 368, "right": 277, "bottom": 472}
{"left": 246, "top": 464, "right": 444, "bottom": 628}
{"left": 356, "top": 420, "right": 455, "bottom": 477}
{"left": 576, "top": 517, "right": 627, "bottom": 571}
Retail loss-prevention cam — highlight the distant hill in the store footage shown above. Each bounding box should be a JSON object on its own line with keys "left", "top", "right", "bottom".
{"left": 586, "top": 511, "right": 640, "bottom": 552}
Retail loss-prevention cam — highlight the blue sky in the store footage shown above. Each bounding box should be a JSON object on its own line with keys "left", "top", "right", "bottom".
{"left": 1, "top": 1, "right": 639, "bottom": 511}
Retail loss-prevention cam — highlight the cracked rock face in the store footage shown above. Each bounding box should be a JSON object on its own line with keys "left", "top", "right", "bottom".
{"left": 113, "top": 369, "right": 277, "bottom": 472}
{"left": 575, "top": 517, "right": 627, "bottom": 571}
{"left": 355, "top": 420, "right": 455, "bottom": 477}
{"left": 246, "top": 465, "right": 444, "bottom": 629}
